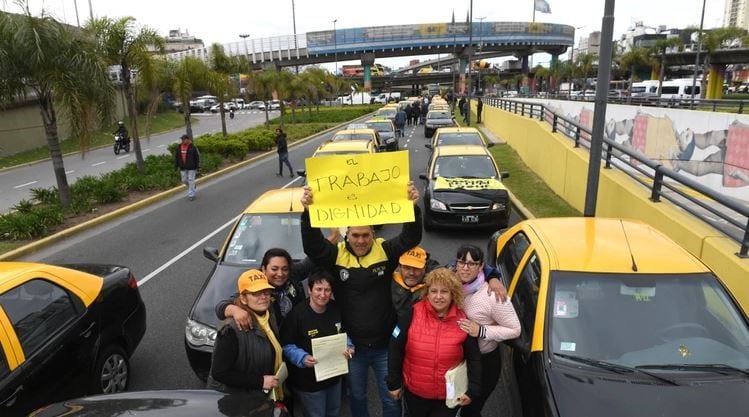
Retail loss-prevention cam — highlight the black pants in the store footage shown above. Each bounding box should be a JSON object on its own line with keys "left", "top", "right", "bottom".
{"left": 461, "top": 347, "right": 501, "bottom": 417}
{"left": 404, "top": 389, "right": 459, "bottom": 417}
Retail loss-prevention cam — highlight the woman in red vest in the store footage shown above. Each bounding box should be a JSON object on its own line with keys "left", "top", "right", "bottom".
{"left": 386, "top": 267, "right": 482, "bottom": 417}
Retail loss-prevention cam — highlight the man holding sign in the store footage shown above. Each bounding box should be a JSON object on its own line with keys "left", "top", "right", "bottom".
{"left": 299, "top": 154, "right": 422, "bottom": 417}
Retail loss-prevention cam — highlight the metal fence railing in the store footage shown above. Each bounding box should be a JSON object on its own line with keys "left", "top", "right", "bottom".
{"left": 486, "top": 97, "right": 749, "bottom": 258}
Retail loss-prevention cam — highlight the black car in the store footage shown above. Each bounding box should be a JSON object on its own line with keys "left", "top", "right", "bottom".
{"left": 0, "top": 262, "right": 146, "bottom": 417}
{"left": 419, "top": 145, "right": 510, "bottom": 231}
{"left": 424, "top": 110, "right": 456, "bottom": 138}
{"left": 29, "top": 389, "right": 285, "bottom": 417}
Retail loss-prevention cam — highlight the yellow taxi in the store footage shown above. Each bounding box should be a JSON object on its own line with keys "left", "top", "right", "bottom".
{"left": 487, "top": 217, "right": 749, "bottom": 417}
{"left": 364, "top": 118, "right": 398, "bottom": 151}
{"left": 0, "top": 262, "right": 146, "bottom": 415}
{"left": 185, "top": 187, "right": 308, "bottom": 380}
{"left": 331, "top": 128, "right": 382, "bottom": 150}
{"left": 312, "top": 139, "right": 378, "bottom": 157}
{"left": 426, "top": 126, "right": 492, "bottom": 151}
{"left": 419, "top": 144, "right": 510, "bottom": 230}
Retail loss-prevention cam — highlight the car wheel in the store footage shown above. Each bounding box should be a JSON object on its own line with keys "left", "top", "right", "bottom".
{"left": 91, "top": 344, "right": 129, "bottom": 394}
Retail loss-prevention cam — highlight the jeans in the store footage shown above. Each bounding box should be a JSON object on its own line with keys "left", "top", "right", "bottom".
{"left": 278, "top": 152, "right": 294, "bottom": 176}
{"left": 461, "top": 347, "right": 501, "bottom": 417}
{"left": 295, "top": 380, "right": 342, "bottom": 417}
{"left": 180, "top": 169, "right": 197, "bottom": 198}
{"left": 403, "top": 388, "right": 459, "bottom": 417}
{"left": 347, "top": 346, "right": 401, "bottom": 417}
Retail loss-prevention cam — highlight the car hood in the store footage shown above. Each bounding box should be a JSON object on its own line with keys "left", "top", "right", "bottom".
{"left": 430, "top": 176, "right": 509, "bottom": 202}
{"left": 426, "top": 118, "right": 454, "bottom": 126}
{"left": 189, "top": 263, "right": 252, "bottom": 329}
{"left": 29, "top": 389, "right": 275, "bottom": 417}
{"left": 548, "top": 366, "right": 749, "bottom": 417}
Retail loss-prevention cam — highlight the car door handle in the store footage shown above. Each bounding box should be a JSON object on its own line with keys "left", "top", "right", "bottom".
{"left": 0, "top": 385, "right": 22, "bottom": 406}
{"left": 79, "top": 322, "right": 96, "bottom": 338}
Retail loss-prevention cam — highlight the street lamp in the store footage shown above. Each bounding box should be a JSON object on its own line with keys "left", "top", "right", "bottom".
{"left": 691, "top": 0, "right": 706, "bottom": 103}
{"left": 332, "top": 19, "right": 338, "bottom": 76}
{"left": 569, "top": 25, "right": 586, "bottom": 97}
{"left": 466, "top": 0, "right": 474, "bottom": 126}
{"left": 238, "top": 34, "right": 250, "bottom": 94}
{"left": 476, "top": 17, "right": 486, "bottom": 94}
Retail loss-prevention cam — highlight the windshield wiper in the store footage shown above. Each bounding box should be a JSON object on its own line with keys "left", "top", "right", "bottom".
{"left": 637, "top": 363, "right": 749, "bottom": 377}
{"left": 554, "top": 353, "right": 679, "bottom": 385}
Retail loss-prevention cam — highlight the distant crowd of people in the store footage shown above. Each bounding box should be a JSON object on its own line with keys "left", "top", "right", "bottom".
{"left": 205, "top": 182, "right": 521, "bottom": 417}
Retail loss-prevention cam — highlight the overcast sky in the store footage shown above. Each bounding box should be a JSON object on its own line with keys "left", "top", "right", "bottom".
{"left": 5, "top": 0, "right": 726, "bottom": 70}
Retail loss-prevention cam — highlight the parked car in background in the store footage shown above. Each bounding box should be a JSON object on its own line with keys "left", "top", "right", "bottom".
{"left": 267, "top": 100, "right": 281, "bottom": 110}
{"left": 233, "top": 98, "right": 245, "bottom": 109}
{"left": 209, "top": 102, "right": 238, "bottom": 113}
{"left": 247, "top": 100, "right": 266, "bottom": 110}
{"left": 486, "top": 217, "right": 749, "bottom": 417}
{"left": 0, "top": 262, "right": 146, "bottom": 417}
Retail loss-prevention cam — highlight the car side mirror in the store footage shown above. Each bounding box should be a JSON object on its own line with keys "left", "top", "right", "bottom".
{"left": 203, "top": 247, "right": 219, "bottom": 262}
{"left": 486, "top": 143, "right": 495, "bottom": 148}
{"left": 296, "top": 169, "right": 307, "bottom": 177}
{"left": 419, "top": 173, "right": 429, "bottom": 182}
{"left": 425, "top": 144, "right": 433, "bottom": 149}
{"left": 501, "top": 171, "right": 510, "bottom": 179}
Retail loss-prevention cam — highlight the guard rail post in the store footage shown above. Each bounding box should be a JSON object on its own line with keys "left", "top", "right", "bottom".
{"left": 740, "top": 101, "right": 744, "bottom": 115}
{"left": 604, "top": 142, "right": 614, "bottom": 168}
{"left": 521, "top": 102, "right": 526, "bottom": 116}
{"left": 539, "top": 106, "right": 545, "bottom": 121}
{"left": 650, "top": 165, "right": 664, "bottom": 202}
{"left": 574, "top": 126, "right": 580, "bottom": 148}
{"left": 552, "top": 114, "right": 558, "bottom": 133}
{"left": 740, "top": 221, "right": 748, "bottom": 257}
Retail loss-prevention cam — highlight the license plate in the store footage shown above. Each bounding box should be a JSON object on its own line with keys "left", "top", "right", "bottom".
{"left": 461, "top": 215, "right": 479, "bottom": 223}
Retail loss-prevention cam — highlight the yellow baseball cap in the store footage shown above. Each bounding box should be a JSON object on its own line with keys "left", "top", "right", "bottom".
{"left": 237, "top": 269, "right": 274, "bottom": 293}
{"left": 399, "top": 246, "right": 428, "bottom": 269}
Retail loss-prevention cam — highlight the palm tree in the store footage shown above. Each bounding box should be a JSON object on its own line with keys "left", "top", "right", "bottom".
{"left": 208, "top": 43, "right": 240, "bottom": 136}
{"left": 173, "top": 56, "right": 209, "bottom": 139}
{"left": 138, "top": 57, "right": 176, "bottom": 139}
{"left": 0, "top": 3, "right": 114, "bottom": 208}
{"left": 575, "top": 52, "right": 597, "bottom": 95}
{"left": 533, "top": 65, "right": 550, "bottom": 93}
{"left": 699, "top": 27, "right": 748, "bottom": 98}
{"left": 619, "top": 47, "right": 651, "bottom": 94}
{"left": 86, "top": 16, "right": 164, "bottom": 173}
{"left": 263, "top": 69, "right": 294, "bottom": 127}
{"left": 650, "top": 37, "right": 683, "bottom": 98}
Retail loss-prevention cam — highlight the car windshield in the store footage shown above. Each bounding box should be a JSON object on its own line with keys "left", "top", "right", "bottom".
{"left": 549, "top": 272, "right": 749, "bottom": 370}
{"left": 434, "top": 155, "right": 498, "bottom": 178}
{"left": 436, "top": 133, "right": 484, "bottom": 146}
{"left": 366, "top": 122, "right": 393, "bottom": 132}
{"left": 428, "top": 112, "right": 451, "bottom": 120}
{"left": 222, "top": 214, "right": 306, "bottom": 265}
{"left": 347, "top": 123, "right": 368, "bottom": 129}
{"left": 333, "top": 133, "right": 374, "bottom": 141}
{"left": 376, "top": 109, "right": 396, "bottom": 117}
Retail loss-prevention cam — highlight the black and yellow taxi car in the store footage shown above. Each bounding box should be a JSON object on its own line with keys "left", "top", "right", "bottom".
{"left": 331, "top": 128, "right": 383, "bottom": 151}
{"left": 365, "top": 118, "right": 398, "bottom": 151}
{"left": 0, "top": 262, "right": 146, "bottom": 416}
{"left": 312, "top": 139, "right": 378, "bottom": 157}
{"left": 425, "top": 126, "right": 493, "bottom": 151}
{"left": 419, "top": 145, "right": 510, "bottom": 231}
{"left": 487, "top": 218, "right": 749, "bottom": 417}
{"left": 424, "top": 110, "right": 456, "bottom": 138}
{"left": 374, "top": 106, "right": 397, "bottom": 123}
{"left": 185, "top": 187, "right": 307, "bottom": 380}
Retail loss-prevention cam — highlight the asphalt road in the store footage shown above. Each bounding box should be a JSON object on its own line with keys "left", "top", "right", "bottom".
{"left": 20, "top": 120, "right": 522, "bottom": 417}
{"left": 0, "top": 109, "right": 278, "bottom": 213}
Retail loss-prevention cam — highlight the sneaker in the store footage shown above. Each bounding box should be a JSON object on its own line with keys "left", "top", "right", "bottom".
{"left": 188, "top": 196, "right": 195, "bottom": 201}
{"left": 275, "top": 173, "right": 283, "bottom": 177}
{"left": 289, "top": 173, "right": 294, "bottom": 178}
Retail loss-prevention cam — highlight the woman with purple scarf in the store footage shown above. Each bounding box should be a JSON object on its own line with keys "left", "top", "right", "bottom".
{"left": 451, "top": 244, "right": 521, "bottom": 417}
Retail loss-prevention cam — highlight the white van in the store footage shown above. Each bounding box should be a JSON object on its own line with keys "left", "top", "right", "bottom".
{"left": 660, "top": 78, "right": 702, "bottom": 100}
{"left": 631, "top": 80, "right": 660, "bottom": 97}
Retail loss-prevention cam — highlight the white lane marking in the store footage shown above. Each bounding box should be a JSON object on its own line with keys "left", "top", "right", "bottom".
{"left": 283, "top": 176, "right": 302, "bottom": 189}
{"left": 143, "top": 148, "right": 151, "bottom": 152}
{"left": 65, "top": 170, "right": 75, "bottom": 175}
{"left": 157, "top": 144, "right": 166, "bottom": 148}
{"left": 138, "top": 215, "right": 240, "bottom": 287}
{"left": 92, "top": 162, "right": 106, "bottom": 167}
{"left": 14, "top": 181, "right": 38, "bottom": 189}
{"left": 116, "top": 155, "right": 129, "bottom": 160}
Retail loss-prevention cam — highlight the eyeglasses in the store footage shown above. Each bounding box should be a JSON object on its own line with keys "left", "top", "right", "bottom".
{"left": 456, "top": 260, "right": 481, "bottom": 268}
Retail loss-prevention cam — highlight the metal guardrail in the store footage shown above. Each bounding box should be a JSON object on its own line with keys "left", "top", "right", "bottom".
{"left": 486, "top": 97, "right": 749, "bottom": 257}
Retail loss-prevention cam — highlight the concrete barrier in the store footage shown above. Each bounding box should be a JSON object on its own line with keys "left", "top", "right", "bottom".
{"left": 480, "top": 102, "right": 749, "bottom": 314}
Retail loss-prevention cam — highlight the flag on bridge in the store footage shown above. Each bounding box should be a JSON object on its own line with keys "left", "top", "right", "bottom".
{"left": 534, "top": 0, "right": 551, "bottom": 13}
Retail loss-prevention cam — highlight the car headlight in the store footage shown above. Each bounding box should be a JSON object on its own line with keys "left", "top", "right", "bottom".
{"left": 491, "top": 202, "right": 506, "bottom": 210}
{"left": 430, "top": 198, "right": 447, "bottom": 210}
{"left": 185, "top": 319, "right": 217, "bottom": 347}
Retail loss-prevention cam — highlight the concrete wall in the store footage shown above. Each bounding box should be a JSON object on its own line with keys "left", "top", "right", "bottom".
{"left": 481, "top": 103, "right": 749, "bottom": 314}
{"left": 0, "top": 89, "right": 128, "bottom": 157}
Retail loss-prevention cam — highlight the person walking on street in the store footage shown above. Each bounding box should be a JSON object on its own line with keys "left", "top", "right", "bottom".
{"left": 476, "top": 98, "right": 484, "bottom": 124}
{"left": 458, "top": 96, "right": 466, "bottom": 117}
{"left": 395, "top": 107, "right": 407, "bottom": 138}
{"left": 175, "top": 134, "right": 200, "bottom": 201}
{"left": 462, "top": 100, "right": 469, "bottom": 124}
{"left": 299, "top": 182, "right": 423, "bottom": 417}
{"left": 275, "top": 128, "right": 294, "bottom": 178}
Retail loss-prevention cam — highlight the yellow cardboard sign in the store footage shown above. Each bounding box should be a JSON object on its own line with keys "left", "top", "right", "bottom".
{"left": 305, "top": 151, "right": 413, "bottom": 227}
{"left": 434, "top": 176, "right": 506, "bottom": 191}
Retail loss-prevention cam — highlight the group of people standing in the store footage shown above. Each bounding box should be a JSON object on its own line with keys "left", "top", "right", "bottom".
{"left": 206, "top": 181, "right": 521, "bottom": 417}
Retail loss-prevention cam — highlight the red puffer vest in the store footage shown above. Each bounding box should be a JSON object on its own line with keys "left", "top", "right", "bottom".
{"left": 403, "top": 299, "right": 467, "bottom": 399}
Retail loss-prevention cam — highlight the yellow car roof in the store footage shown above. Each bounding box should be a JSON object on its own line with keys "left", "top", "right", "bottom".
{"left": 314, "top": 140, "right": 374, "bottom": 154}
{"left": 0, "top": 262, "right": 103, "bottom": 306}
{"left": 435, "top": 145, "right": 491, "bottom": 157}
{"left": 434, "top": 127, "right": 480, "bottom": 135}
{"left": 523, "top": 218, "right": 710, "bottom": 274}
{"left": 334, "top": 128, "right": 377, "bottom": 135}
{"left": 244, "top": 187, "right": 306, "bottom": 214}
{"left": 365, "top": 118, "right": 394, "bottom": 126}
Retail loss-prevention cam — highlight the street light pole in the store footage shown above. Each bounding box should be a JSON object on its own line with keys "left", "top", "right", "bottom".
{"left": 466, "top": 0, "right": 474, "bottom": 126}
{"left": 477, "top": 17, "right": 486, "bottom": 94}
{"left": 691, "top": 0, "right": 706, "bottom": 103}
{"left": 291, "top": 0, "right": 299, "bottom": 74}
{"left": 332, "top": 19, "right": 338, "bottom": 76}
{"left": 238, "top": 34, "right": 250, "bottom": 93}
{"left": 450, "top": 10, "right": 457, "bottom": 112}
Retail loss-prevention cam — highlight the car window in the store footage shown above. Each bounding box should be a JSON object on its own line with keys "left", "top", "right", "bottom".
{"left": 0, "top": 347, "right": 8, "bottom": 378}
{"left": 427, "top": 112, "right": 450, "bottom": 120}
{"left": 497, "top": 231, "right": 531, "bottom": 287}
{"left": 366, "top": 122, "right": 393, "bottom": 132}
{"left": 0, "top": 279, "right": 82, "bottom": 357}
{"left": 549, "top": 272, "right": 749, "bottom": 369}
{"left": 333, "top": 133, "right": 374, "bottom": 141}
{"left": 434, "top": 155, "right": 498, "bottom": 178}
{"left": 511, "top": 252, "right": 541, "bottom": 350}
{"left": 223, "top": 214, "right": 306, "bottom": 265}
{"left": 436, "top": 133, "right": 484, "bottom": 146}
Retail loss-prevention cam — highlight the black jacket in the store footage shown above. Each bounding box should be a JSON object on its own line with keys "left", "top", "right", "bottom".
{"left": 275, "top": 132, "right": 288, "bottom": 154}
{"left": 207, "top": 313, "right": 279, "bottom": 393}
{"left": 300, "top": 206, "right": 423, "bottom": 348}
{"left": 175, "top": 142, "right": 200, "bottom": 170}
{"left": 390, "top": 258, "right": 441, "bottom": 321}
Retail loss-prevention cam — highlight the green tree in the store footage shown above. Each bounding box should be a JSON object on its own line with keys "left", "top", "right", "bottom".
{"left": 0, "top": 3, "right": 114, "bottom": 208}
{"left": 86, "top": 16, "right": 164, "bottom": 172}
{"left": 173, "top": 56, "right": 209, "bottom": 139}
{"left": 262, "top": 69, "right": 294, "bottom": 128}
{"left": 208, "top": 43, "right": 240, "bottom": 136}
{"left": 650, "top": 37, "right": 683, "bottom": 98}
{"left": 618, "top": 47, "right": 651, "bottom": 94}
{"left": 575, "top": 52, "right": 597, "bottom": 95}
{"left": 698, "top": 27, "right": 748, "bottom": 98}
{"left": 138, "top": 57, "right": 177, "bottom": 139}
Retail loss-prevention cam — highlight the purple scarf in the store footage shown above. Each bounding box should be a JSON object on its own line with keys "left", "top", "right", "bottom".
{"left": 462, "top": 270, "right": 486, "bottom": 295}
